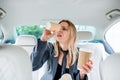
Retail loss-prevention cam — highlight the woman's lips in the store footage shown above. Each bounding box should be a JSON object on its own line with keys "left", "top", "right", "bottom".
{"left": 57, "top": 34, "right": 62, "bottom": 37}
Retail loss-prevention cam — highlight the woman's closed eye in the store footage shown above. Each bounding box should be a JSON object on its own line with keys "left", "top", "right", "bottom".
{"left": 62, "top": 26, "right": 68, "bottom": 31}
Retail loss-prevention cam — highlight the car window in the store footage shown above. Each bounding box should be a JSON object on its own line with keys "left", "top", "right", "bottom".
{"left": 16, "top": 25, "right": 45, "bottom": 39}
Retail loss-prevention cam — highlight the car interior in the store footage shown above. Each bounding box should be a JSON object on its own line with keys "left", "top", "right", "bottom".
{"left": 0, "top": 0, "right": 120, "bottom": 80}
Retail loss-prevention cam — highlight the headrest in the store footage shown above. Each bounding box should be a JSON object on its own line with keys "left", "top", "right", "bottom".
{"left": 77, "top": 26, "right": 96, "bottom": 41}
{"left": 15, "top": 35, "right": 37, "bottom": 45}
{"left": 0, "top": 44, "right": 32, "bottom": 80}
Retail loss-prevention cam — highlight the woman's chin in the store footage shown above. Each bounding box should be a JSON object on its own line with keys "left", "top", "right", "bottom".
{"left": 56, "top": 38, "right": 62, "bottom": 42}
{"left": 56, "top": 37, "right": 62, "bottom": 40}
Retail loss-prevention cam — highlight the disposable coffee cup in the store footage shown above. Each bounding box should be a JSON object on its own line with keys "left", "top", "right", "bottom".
{"left": 46, "top": 22, "right": 60, "bottom": 32}
{"left": 78, "top": 48, "right": 92, "bottom": 69}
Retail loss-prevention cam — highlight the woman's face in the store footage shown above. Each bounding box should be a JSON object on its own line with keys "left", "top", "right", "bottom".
{"left": 55, "top": 22, "right": 70, "bottom": 44}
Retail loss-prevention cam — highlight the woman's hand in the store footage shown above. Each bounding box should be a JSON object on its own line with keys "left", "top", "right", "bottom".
{"left": 41, "top": 29, "right": 55, "bottom": 41}
{"left": 80, "top": 60, "right": 93, "bottom": 79}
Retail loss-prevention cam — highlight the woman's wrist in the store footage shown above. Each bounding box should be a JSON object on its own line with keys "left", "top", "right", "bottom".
{"left": 78, "top": 68, "right": 86, "bottom": 80}
{"left": 40, "top": 37, "right": 47, "bottom": 41}
{"left": 80, "top": 74, "right": 85, "bottom": 80}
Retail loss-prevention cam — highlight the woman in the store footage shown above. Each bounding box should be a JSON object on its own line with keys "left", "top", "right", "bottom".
{"left": 30, "top": 20, "right": 93, "bottom": 80}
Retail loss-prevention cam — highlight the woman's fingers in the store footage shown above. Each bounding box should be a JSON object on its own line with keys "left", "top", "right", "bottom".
{"left": 88, "top": 59, "right": 93, "bottom": 65}
{"left": 41, "top": 29, "right": 55, "bottom": 41}
{"left": 80, "top": 60, "right": 93, "bottom": 74}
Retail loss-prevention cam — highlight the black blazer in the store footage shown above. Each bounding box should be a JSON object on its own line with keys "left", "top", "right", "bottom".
{"left": 30, "top": 39, "right": 88, "bottom": 80}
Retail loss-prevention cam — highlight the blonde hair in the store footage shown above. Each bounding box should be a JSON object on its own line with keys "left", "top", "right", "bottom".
{"left": 54, "top": 20, "right": 78, "bottom": 66}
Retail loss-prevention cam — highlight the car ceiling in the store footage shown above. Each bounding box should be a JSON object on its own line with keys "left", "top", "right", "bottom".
{"left": 0, "top": 0, "right": 120, "bottom": 40}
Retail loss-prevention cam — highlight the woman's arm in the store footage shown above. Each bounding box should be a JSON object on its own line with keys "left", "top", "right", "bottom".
{"left": 31, "top": 29, "right": 55, "bottom": 71}
{"left": 30, "top": 39, "right": 51, "bottom": 71}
